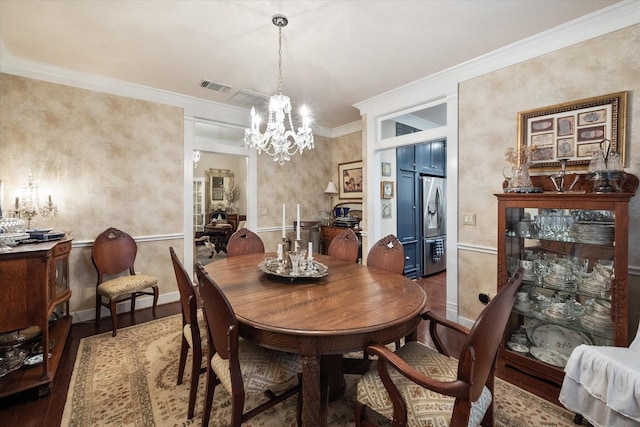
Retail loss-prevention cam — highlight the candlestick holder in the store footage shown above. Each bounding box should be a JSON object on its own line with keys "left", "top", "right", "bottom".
{"left": 281, "top": 237, "right": 290, "bottom": 253}
{"left": 279, "top": 237, "right": 292, "bottom": 269}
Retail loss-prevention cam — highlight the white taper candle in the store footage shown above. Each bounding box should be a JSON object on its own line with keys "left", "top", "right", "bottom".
{"left": 296, "top": 204, "right": 301, "bottom": 240}
{"left": 282, "top": 203, "right": 286, "bottom": 238}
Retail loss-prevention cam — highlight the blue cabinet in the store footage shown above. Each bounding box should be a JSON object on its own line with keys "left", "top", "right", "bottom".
{"left": 416, "top": 140, "right": 445, "bottom": 176}
{"left": 396, "top": 167, "right": 420, "bottom": 278}
{"left": 396, "top": 140, "right": 446, "bottom": 278}
{"left": 397, "top": 145, "right": 416, "bottom": 172}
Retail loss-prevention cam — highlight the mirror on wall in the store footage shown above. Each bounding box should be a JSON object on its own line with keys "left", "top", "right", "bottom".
{"left": 204, "top": 168, "right": 234, "bottom": 214}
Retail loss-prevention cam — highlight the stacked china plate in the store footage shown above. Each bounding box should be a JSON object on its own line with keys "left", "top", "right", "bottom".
{"left": 577, "top": 272, "right": 610, "bottom": 297}
{"left": 543, "top": 271, "right": 576, "bottom": 292}
{"left": 542, "top": 302, "right": 574, "bottom": 323}
{"left": 581, "top": 299, "right": 614, "bottom": 336}
{"left": 528, "top": 323, "right": 592, "bottom": 368}
{"left": 572, "top": 221, "right": 614, "bottom": 245}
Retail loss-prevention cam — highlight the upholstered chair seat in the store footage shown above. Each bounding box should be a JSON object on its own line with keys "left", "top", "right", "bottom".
{"left": 182, "top": 309, "right": 207, "bottom": 349}
{"left": 356, "top": 341, "right": 492, "bottom": 427}
{"left": 97, "top": 274, "right": 157, "bottom": 299}
{"left": 211, "top": 338, "right": 302, "bottom": 399}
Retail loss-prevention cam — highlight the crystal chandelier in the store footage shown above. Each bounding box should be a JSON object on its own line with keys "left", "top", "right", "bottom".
{"left": 244, "top": 14, "right": 314, "bottom": 165}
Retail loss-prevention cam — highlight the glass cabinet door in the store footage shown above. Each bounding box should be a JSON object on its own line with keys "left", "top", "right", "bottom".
{"left": 193, "top": 178, "right": 205, "bottom": 231}
{"left": 503, "top": 207, "right": 617, "bottom": 367}
{"left": 54, "top": 256, "right": 69, "bottom": 298}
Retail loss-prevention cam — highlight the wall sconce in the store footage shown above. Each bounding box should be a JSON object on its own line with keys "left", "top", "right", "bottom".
{"left": 193, "top": 150, "right": 201, "bottom": 169}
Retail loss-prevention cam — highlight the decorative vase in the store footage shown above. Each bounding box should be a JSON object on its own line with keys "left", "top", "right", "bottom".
{"left": 505, "top": 165, "right": 532, "bottom": 188}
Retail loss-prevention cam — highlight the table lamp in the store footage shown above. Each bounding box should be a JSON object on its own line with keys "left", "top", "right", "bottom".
{"left": 324, "top": 180, "right": 338, "bottom": 208}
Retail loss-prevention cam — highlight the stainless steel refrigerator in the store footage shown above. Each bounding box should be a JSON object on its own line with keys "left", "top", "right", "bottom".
{"left": 422, "top": 176, "right": 446, "bottom": 276}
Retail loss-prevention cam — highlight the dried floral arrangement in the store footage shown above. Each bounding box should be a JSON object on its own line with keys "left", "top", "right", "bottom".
{"left": 224, "top": 186, "right": 241, "bottom": 205}
{"left": 504, "top": 144, "right": 537, "bottom": 168}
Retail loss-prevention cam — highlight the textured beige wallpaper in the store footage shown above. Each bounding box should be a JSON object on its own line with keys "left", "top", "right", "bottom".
{"left": 253, "top": 131, "right": 363, "bottom": 252}
{"left": 458, "top": 24, "right": 640, "bottom": 323}
{"left": 257, "top": 134, "right": 333, "bottom": 251}
{"left": 331, "top": 131, "right": 365, "bottom": 198}
{"left": 0, "top": 73, "right": 184, "bottom": 315}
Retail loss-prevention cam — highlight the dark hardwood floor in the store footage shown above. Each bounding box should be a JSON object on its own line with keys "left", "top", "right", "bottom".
{"left": 0, "top": 271, "right": 558, "bottom": 426}
{"left": 0, "top": 304, "right": 181, "bottom": 426}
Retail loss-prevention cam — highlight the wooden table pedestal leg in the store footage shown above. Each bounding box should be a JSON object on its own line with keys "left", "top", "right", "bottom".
{"left": 301, "top": 353, "right": 325, "bottom": 427}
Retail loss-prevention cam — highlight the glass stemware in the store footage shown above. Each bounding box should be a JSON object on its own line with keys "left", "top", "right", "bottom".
{"left": 534, "top": 259, "right": 549, "bottom": 286}
{"left": 288, "top": 249, "right": 307, "bottom": 276}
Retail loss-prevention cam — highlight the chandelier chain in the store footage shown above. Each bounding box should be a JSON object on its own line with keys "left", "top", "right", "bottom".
{"left": 278, "top": 26, "right": 283, "bottom": 95}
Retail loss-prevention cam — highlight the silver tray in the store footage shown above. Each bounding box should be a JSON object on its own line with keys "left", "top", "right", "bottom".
{"left": 0, "top": 347, "right": 28, "bottom": 377}
{"left": 503, "top": 186, "right": 543, "bottom": 193}
{"left": 259, "top": 257, "right": 329, "bottom": 280}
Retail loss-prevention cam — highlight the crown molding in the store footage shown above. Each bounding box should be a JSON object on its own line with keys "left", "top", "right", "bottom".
{"left": 0, "top": 40, "right": 250, "bottom": 127}
{"left": 355, "top": 0, "right": 640, "bottom": 116}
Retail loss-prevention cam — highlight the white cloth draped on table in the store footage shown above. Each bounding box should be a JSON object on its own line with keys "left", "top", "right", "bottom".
{"left": 559, "top": 324, "right": 640, "bottom": 427}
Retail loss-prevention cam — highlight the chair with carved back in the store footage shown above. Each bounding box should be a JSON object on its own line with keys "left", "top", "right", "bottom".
{"left": 194, "top": 263, "right": 302, "bottom": 427}
{"left": 355, "top": 268, "right": 524, "bottom": 427}
{"left": 367, "top": 234, "right": 405, "bottom": 274}
{"left": 327, "top": 227, "right": 359, "bottom": 263}
{"left": 169, "top": 246, "right": 206, "bottom": 419}
{"left": 91, "top": 227, "right": 159, "bottom": 336}
{"left": 226, "top": 228, "right": 265, "bottom": 257}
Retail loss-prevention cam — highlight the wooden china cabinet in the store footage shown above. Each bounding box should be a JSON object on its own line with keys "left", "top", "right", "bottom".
{"left": 495, "top": 175, "right": 638, "bottom": 403}
{"left": 0, "top": 237, "right": 72, "bottom": 398}
{"left": 495, "top": 173, "right": 637, "bottom": 404}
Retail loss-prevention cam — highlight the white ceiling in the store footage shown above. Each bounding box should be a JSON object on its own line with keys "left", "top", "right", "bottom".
{"left": 0, "top": 0, "right": 621, "bottom": 130}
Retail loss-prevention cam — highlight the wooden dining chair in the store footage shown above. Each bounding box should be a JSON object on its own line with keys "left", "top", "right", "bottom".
{"left": 366, "top": 234, "right": 405, "bottom": 274}
{"left": 169, "top": 246, "right": 205, "bottom": 419}
{"left": 226, "top": 227, "right": 265, "bottom": 257}
{"left": 194, "top": 263, "right": 302, "bottom": 427}
{"left": 327, "top": 227, "right": 359, "bottom": 263}
{"left": 355, "top": 268, "right": 524, "bottom": 427}
{"left": 91, "top": 227, "right": 159, "bottom": 336}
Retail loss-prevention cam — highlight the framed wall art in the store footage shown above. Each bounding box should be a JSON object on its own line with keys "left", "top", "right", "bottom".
{"left": 517, "top": 91, "right": 627, "bottom": 172}
{"left": 382, "top": 203, "right": 392, "bottom": 219}
{"left": 381, "top": 162, "right": 392, "bottom": 177}
{"left": 381, "top": 181, "right": 394, "bottom": 199}
{"left": 339, "top": 161, "right": 363, "bottom": 199}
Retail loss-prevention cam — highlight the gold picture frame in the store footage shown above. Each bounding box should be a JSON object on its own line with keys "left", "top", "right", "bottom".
{"left": 517, "top": 91, "right": 627, "bottom": 172}
{"left": 381, "top": 181, "right": 394, "bottom": 199}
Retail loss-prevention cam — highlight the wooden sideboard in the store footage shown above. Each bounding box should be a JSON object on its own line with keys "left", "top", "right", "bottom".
{"left": 0, "top": 237, "right": 73, "bottom": 397}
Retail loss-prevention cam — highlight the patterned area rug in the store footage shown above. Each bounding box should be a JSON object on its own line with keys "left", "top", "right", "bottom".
{"left": 61, "top": 314, "right": 577, "bottom": 426}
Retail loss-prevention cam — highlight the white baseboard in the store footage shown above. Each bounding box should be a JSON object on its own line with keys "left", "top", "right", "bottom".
{"left": 70, "top": 291, "right": 180, "bottom": 324}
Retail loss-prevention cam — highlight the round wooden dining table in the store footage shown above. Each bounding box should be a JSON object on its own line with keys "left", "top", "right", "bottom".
{"left": 204, "top": 252, "right": 427, "bottom": 427}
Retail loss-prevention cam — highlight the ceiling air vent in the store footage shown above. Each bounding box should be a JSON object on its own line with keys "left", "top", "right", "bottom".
{"left": 227, "top": 89, "right": 270, "bottom": 110}
{"left": 199, "top": 79, "right": 232, "bottom": 93}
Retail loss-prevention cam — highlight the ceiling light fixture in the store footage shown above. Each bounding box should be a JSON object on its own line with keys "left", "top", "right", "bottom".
{"left": 244, "top": 14, "right": 314, "bottom": 165}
